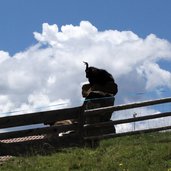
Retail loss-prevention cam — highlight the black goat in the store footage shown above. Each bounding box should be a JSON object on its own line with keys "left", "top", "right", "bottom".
{"left": 83, "top": 62, "right": 118, "bottom": 96}
{"left": 83, "top": 62, "right": 114, "bottom": 85}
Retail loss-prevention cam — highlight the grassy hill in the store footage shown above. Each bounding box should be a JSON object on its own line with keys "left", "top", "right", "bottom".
{"left": 1, "top": 132, "right": 171, "bottom": 171}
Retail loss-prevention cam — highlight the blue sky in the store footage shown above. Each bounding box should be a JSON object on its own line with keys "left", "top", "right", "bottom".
{"left": 0, "top": 0, "right": 171, "bottom": 55}
{"left": 0, "top": 0, "right": 171, "bottom": 116}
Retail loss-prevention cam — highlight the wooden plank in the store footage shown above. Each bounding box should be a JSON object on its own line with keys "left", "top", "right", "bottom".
{"left": 0, "top": 106, "right": 82, "bottom": 129}
{"left": 77, "top": 105, "right": 86, "bottom": 145}
{"left": 0, "top": 124, "right": 78, "bottom": 140}
{"left": 84, "top": 111, "right": 171, "bottom": 129}
{"left": 84, "top": 125, "right": 171, "bottom": 140}
{"left": 84, "top": 97, "right": 171, "bottom": 116}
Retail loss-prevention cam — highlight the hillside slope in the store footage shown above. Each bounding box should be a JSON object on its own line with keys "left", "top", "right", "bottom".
{"left": 1, "top": 132, "right": 171, "bottom": 171}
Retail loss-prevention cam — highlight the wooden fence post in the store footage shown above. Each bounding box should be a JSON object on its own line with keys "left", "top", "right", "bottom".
{"left": 77, "top": 104, "right": 86, "bottom": 146}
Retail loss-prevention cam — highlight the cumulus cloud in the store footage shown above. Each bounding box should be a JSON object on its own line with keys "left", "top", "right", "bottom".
{"left": 137, "top": 62, "right": 171, "bottom": 90}
{"left": 0, "top": 20, "right": 171, "bottom": 118}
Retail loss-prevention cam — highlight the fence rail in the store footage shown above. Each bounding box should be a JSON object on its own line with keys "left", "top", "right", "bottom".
{"left": 84, "top": 125, "right": 171, "bottom": 140}
{"left": 84, "top": 111, "right": 171, "bottom": 130}
{"left": 84, "top": 97, "right": 171, "bottom": 116}
{"left": 0, "top": 106, "right": 82, "bottom": 129}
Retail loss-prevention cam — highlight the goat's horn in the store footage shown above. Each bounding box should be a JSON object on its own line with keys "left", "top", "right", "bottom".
{"left": 83, "top": 61, "right": 89, "bottom": 69}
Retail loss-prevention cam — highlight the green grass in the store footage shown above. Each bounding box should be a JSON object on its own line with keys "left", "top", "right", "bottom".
{"left": 1, "top": 132, "right": 171, "bottom": 171}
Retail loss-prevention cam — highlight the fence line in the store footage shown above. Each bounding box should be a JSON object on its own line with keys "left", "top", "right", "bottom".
{"left": 84, "top": 97, "right": 171, "bottom": 116}
{"left": 84, "top": 97, "right": 171, "bottom": 140}
{"left": 0, "top": 97, "right": 171, "bottom": 152}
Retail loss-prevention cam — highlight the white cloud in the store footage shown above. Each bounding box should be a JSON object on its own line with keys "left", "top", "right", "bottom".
{"left": 0, "top": 95, "right": 14, "bottom": 114}
{"left": 0, "top": 21, "right": 171, "bottom": 119}
{"left": 34, "top": 23, "right": 59, "bottom": 46}
{"left": 0, "top": 51, "right": 10, "bottom": 63}
{"left": 137, "top": 62, "right": 171, "bottom": 90}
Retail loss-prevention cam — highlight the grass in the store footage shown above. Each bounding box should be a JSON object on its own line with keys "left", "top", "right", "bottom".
{"left": 1, "top": 132, "right": 171, "bottom": 171}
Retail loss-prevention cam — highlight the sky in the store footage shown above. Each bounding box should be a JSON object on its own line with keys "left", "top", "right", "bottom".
{"left": 1, "top": 0, "right": 171, "bottom": 55}
{"left": 0, "top": 0, "right": 171, "bottom": 126}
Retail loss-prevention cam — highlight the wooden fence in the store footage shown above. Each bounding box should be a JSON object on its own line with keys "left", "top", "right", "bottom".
{"left": 84, "top": 97, "right": 171, "bottom": 140}
{"left": 0, "top": 97, "right": 171, "bottom": 155}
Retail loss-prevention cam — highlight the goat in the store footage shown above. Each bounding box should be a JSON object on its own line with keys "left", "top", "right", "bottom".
{"left": 83, "top": 62, "right": 114, "bottom": 85}
{"left": 83, "top": 62, "right": 118, "bottom": 96}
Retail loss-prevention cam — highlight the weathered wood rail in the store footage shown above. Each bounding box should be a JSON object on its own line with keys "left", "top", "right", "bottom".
{"left": 0, "top": 97, "right": 171, "bottom": 155}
